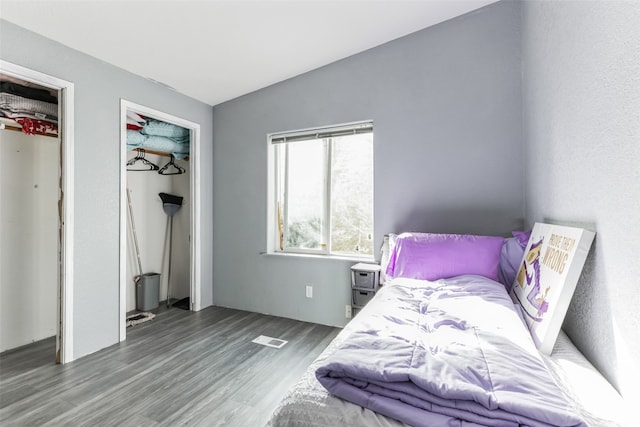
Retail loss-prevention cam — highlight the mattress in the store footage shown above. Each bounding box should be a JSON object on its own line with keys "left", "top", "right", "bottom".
{"left": 542, "top": 332, "right": 629, "bottom": 427}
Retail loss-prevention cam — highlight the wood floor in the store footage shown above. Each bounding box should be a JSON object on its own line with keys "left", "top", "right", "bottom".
{"left": 0, "top": 306, "right": 340, "bottom": 426}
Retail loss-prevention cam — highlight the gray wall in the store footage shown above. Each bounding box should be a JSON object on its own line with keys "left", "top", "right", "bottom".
{"left": 0, "top": 20, "right": 214, "bottom": 360}
{"left": 212, "top": 1, "right": 523, "bottom": 327}
{"left": 522, "top": 1, "right": 639, "bottom": 402}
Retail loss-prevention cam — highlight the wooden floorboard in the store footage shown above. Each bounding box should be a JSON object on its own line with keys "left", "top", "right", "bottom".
{"left": 0, "top": 306, "right": 340, "bottom": 426}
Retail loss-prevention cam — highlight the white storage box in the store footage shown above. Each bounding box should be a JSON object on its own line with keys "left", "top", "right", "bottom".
{"left": 352, "top": 289, "right": 375, "bottom": 307}
{"left": 351, "top": 263, "right": 381, "bottom": 290}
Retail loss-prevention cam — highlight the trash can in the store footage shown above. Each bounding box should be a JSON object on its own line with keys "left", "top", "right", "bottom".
{"left": 136, "top": 273, "right": 160, "bottom": 311}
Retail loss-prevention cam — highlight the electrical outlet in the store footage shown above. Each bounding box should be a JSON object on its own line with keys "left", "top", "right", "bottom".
{"left": 306, "top": 285, "right": 313, "bottom": 298}
{"left": 345, "top": 305, "right": 352, "bottom": 319}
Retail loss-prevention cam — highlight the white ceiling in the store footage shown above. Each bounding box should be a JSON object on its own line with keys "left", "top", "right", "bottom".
{"left": 0, "top": 0, "right": 498, "bottom": 106}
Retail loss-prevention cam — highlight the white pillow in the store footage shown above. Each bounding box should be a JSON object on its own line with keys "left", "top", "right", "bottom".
{"left": 379, "top": 233, "right": 397, "bottom": 285}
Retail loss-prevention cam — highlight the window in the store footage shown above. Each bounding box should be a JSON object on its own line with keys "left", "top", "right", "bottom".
{"left": 268, "top": 121, "right": 374, "bottom": 258}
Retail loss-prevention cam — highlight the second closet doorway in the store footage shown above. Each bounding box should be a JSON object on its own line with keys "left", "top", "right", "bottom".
{"left": 119, "top": 100, "right": 201, "bottom": 340}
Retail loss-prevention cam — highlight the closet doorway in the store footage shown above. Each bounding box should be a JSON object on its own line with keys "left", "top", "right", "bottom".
{"left": 0, "top": 60, "right": 75, "bottom": 364}
{"left": 119, "top": 100, "right": 201, "bottom": 340}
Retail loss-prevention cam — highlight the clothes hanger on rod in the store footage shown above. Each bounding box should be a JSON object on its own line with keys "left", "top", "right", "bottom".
{"left": 158, "top": 154, "right": 185, "bottom": 175}
{"left": 126, "top": 148, "right": 160, "bottom": 171}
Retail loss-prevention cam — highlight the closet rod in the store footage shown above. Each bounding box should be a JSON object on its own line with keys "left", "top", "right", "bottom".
{"left": 129, "top": 147, "right": 189, "bottom": 160}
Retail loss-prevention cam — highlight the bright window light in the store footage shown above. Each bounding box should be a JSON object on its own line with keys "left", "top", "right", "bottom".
{"left": 269, "top": 121, "right": 374, "bottom": 258}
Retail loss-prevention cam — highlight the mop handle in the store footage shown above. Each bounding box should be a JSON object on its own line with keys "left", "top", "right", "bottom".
{"left": 126, "top": 187, "right": 144, "bottom": 277}
{"left": 166, "top": 215, "right": 173, "bottom": 307}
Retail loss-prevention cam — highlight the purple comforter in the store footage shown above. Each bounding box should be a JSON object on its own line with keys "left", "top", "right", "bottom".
{"left": 316, "top": 276, "right": 585, "bottom": 427}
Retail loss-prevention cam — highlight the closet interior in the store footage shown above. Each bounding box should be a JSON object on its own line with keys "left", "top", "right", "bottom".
{"left": 0, "top": 73, "right": 60, "bottom": 354}
{"left": 124, "top": 109, "right": 191, "bottom": 323}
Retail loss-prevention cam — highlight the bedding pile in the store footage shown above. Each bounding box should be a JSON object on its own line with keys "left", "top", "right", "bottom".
{"left": 126, "top": 112, "right": 190, "bottom": 159}
{"left": 316, "top": 275, "right": 585, "bottom": 427}
{"left": 0, "top": 80, "right": 58, "bottom": 136}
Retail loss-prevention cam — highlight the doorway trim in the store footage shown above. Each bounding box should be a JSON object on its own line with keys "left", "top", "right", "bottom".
{"left": 0, "top": 60, "right": 75, "bottom": 363}
{"left": 119, "top": 99, "right": 202, "bottom": 341}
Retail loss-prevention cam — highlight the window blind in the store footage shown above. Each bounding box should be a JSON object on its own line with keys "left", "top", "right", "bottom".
{"left": 270, "top": 121, "right": 372, "bottom": 144}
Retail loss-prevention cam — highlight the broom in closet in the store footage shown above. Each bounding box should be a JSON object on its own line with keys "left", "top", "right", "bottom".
{"left": 159, "top": 192, "right": 184, "bottom": 308}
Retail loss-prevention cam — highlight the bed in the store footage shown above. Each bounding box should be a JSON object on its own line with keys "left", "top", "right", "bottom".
{"left": 267, "top": 229, "right": 628, "bottom": 427}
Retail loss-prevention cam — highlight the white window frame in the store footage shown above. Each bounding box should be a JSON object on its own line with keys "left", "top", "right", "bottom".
{"left": 267, "top": 121, "right": 373, "bottom": 259}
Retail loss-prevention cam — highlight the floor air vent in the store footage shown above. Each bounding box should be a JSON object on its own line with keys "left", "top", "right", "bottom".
{"left": 252, "top": 335, "right": 288, "bottom": 349}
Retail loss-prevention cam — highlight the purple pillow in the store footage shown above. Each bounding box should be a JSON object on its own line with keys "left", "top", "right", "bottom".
{"left": 496, "top": 230, "right": 532, "bottom": 291}
{"left": 512, "top": 230, "right": 531, "bottom": 248}
{"left": 498, "top": 238, "right": 526, "bottom": 292}
{"left": 385, "top": 232, "right": 505, "bottom": 282}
